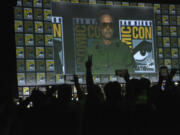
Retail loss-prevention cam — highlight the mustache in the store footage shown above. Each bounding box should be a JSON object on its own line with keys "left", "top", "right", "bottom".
{"left": 104, "top": 30, "right": 113, "bottom": 34}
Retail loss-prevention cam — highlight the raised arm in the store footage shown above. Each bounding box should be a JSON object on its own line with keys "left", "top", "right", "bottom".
{"left": 85, "top": 55, "right": 94, "bottom": 92}
{"left": 169, "top": 68, "right": 177, "bottom": 85}
{"left": 73, "top": 75, "right": 85, "bottom": 101}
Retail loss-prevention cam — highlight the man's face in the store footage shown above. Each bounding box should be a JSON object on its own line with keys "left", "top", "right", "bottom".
{"left": 99, "top": 14, "right": 114, "bottom": 40}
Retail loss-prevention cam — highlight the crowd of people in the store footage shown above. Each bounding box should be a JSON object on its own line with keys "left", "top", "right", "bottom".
{"left": 2, "top": 56, "right": 180, "bottom": 135}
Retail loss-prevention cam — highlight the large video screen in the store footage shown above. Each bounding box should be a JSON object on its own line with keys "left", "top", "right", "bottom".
{"left": 52, "top": 2, "right": 156, "bottom": 75}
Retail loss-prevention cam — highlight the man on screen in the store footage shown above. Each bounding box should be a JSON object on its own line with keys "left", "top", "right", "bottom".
{"left": 85, "top": 11, "right": 136, "bottom": 74}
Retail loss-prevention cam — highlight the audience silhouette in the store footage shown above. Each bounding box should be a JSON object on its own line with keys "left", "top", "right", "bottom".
{"left": 3, "top": 56, "right": 180, "bottom": 135}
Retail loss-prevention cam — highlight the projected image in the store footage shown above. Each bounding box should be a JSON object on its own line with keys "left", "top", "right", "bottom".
{"left": 52, "top": 3, "right": 155, "bottom": 74}
{"left": 15, "top": 1, "right": 180, "bottom": 86}
{"left": 74, "top": 13, "right": 136, "bottom": 74}
{"left": 119, "top": 20, "right": 155, "bottom": 73}
{"left": 52, "top": 16, "right": 65, "bottom": 74}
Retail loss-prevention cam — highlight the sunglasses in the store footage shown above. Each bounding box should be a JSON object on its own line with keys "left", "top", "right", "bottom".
{"left": 100, "top": 22, "right": 114, "bottom": 29}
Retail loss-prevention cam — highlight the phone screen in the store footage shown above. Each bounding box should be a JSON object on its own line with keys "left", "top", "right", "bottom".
{"left": 161, "top": 80, "right": 166, "bottom": 91}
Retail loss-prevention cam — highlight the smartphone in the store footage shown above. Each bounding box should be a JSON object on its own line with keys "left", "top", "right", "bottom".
{"left": 115, "top": 69, "right": 128, "bottom": 77}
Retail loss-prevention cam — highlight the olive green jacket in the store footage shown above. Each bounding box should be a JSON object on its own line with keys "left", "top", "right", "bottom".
{"left": 85, "top": 38, "right": 136, "bottom": 74}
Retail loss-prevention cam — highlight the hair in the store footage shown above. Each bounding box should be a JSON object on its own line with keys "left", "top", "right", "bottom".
{"left": 96, "top": 10, "right": 118, "bottom": 38}
{"left": 87, "top": 84, "right": 104, "bottom": 104}
{"left": 104, "top": 81, "right": 121, "bottom": 103}
{"left": 97, "top": 10, "right": 115, "bottom": 25}
{"left": 128, "top": 79, "right": 141, "bottom": 97}
{"left": 57, "top": 84, "right": 72, "bottom": 102}
{"left": 160, "top": 66, "right": 168, "bottom": 70}
{"left": 159, "top": 66, "right": 169, "bottom": 80}
{"left": 139, "top": 78, "right": 151, "bottom": 90}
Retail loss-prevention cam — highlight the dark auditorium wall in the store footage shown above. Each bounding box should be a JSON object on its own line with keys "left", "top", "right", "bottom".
{"left": 2, "top": 0, "right": 18, "bottom": 102}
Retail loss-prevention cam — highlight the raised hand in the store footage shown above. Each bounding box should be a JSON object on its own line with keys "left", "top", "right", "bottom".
{"left": 85, "top": 55, "right": 92, "bottom": 68}
{"left": 73, "top": 74, "right": 85, "bottom": 100}
{"left": 123, "top": 70, "right": 130, "bottom": 82}
{"left": 170, "top": 68, "right": 177, "bottom": 79}
{"left": 73, "top": 74, "right": 79, "bottom": 84}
